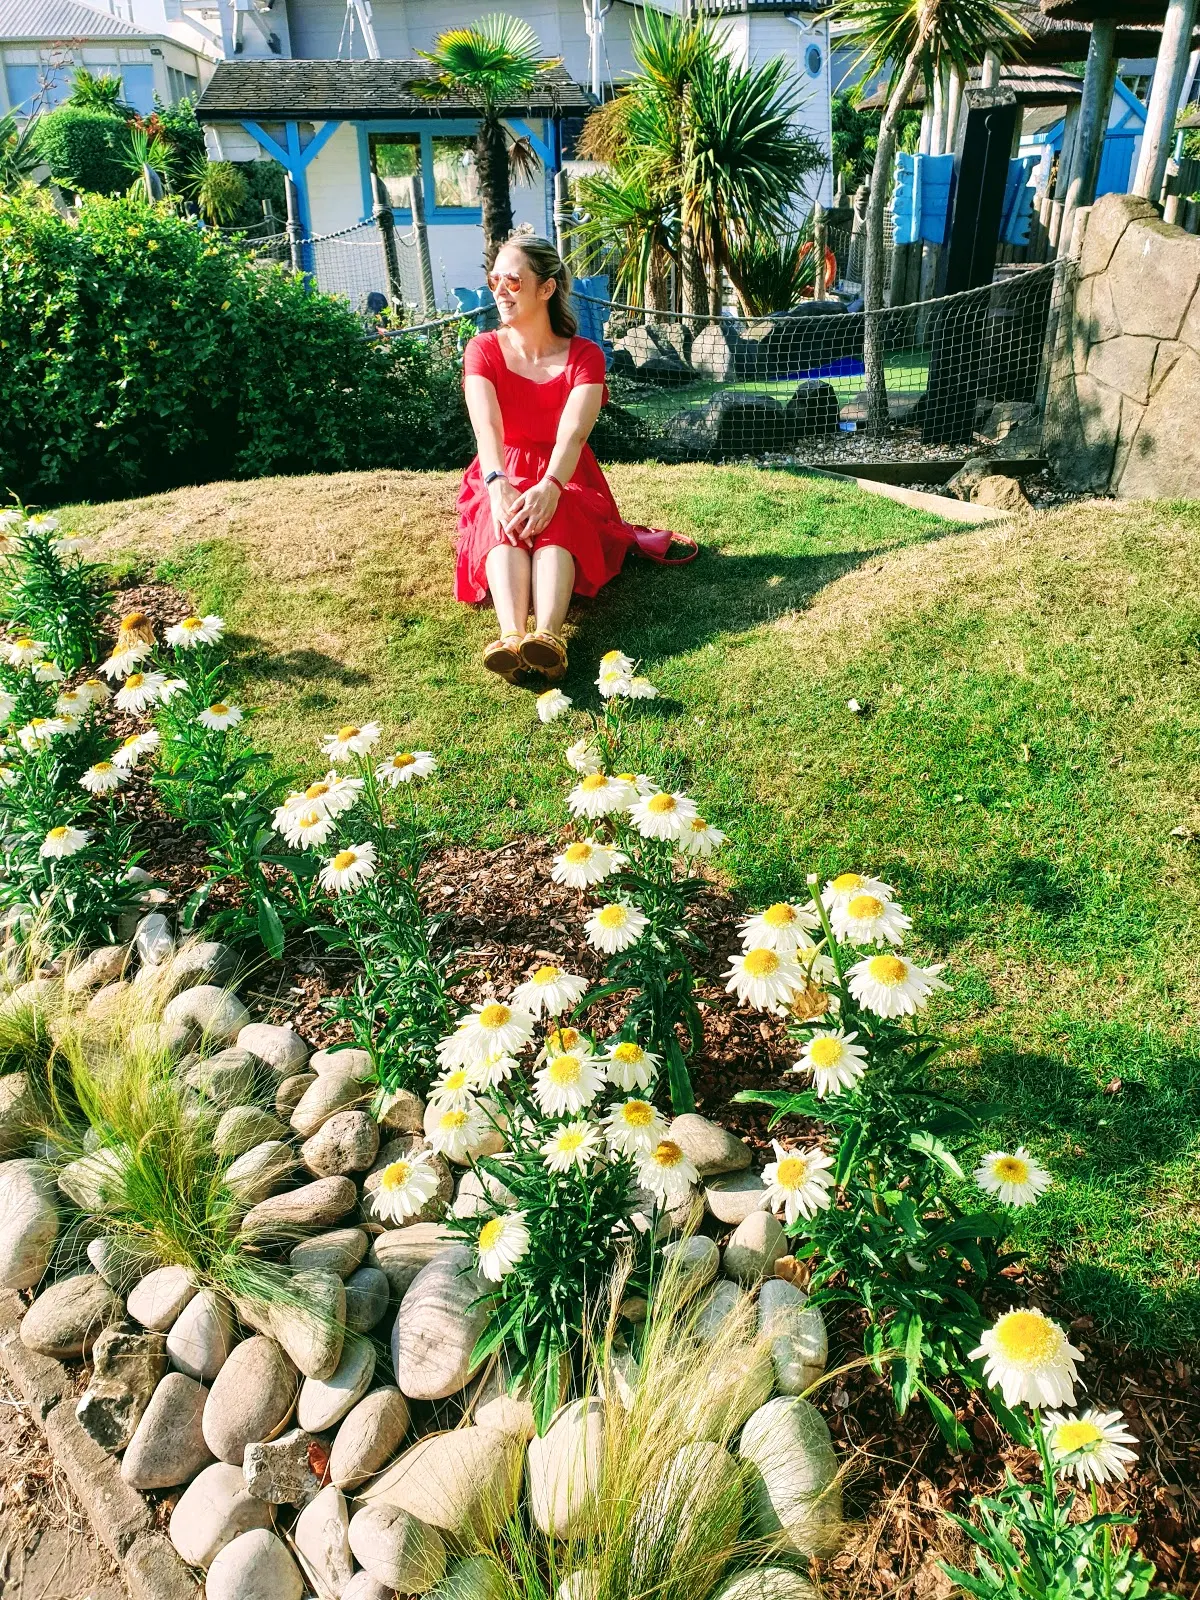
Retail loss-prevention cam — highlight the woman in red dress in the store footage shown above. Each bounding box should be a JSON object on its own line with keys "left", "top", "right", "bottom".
{"left": 456, "top": 232, "right": 637, "bottom": 682}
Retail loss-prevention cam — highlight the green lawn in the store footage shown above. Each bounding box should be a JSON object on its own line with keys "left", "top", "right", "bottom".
{"left": 72, "top": 465, "right": 1200, "bottom": 1352}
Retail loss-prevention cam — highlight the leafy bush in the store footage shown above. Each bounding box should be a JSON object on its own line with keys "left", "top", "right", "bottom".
{"left": 31, "top": 105, "right": 131, "bottom": 195}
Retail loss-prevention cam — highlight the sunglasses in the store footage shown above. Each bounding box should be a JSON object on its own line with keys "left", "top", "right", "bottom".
{"left": 487, "top": 271, "right": 525, "bottom": 292}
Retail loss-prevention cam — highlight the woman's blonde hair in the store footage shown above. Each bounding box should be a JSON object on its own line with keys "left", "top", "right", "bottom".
{"left": 506, "top": 227, "right": 578, "bottom": 338}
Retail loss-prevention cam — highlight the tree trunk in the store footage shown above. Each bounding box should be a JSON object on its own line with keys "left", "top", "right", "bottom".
{"left": 863, "top": 47, "right": 929, "bottom": 435}
{"left": 476, "top": 112, "right": 514, "bottom": 269}
{"left": 681, "top": 222, "right": 709, "bottom": 319}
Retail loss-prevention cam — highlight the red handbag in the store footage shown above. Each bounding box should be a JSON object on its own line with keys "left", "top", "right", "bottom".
{"left": 630, "top": 525, "right": 699, "bottom": 565}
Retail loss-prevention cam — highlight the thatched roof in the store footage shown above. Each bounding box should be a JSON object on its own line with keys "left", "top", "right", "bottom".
{"left": 1010, "top": 1, "right": 1197, "bottom": 61}
{"left": 1039, "top": 0, "right": 1173, "bottom": 22}
{"left": 859, "top": 63, "right": 1085, "bottom": 108}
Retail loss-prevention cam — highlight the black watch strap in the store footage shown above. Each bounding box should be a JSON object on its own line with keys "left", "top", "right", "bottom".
{"left": 484, "top": 469, "right": 507, "bottom": 485}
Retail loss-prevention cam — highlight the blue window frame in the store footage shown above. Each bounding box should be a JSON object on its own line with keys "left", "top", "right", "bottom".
{"left": 355, "top": 120, "right": 486, "bottom": 224}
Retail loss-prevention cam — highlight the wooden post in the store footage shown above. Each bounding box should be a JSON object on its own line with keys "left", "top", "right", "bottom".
{"left": 1133, "top": 0, "right": 1199, "bottom": 201}
{"left": 1186, "top": 197, "right": 1200, "bottom": 231}
{"left": 371, "top": 172, "right": 404, "bottom": 310}
{"left": 1060, "top": 18, "right": 1117, "bottom": 255}
{"left": 553, "top": 166, "right": 569, "bottom": 264}
{"left": 980, "top": 48, "right": 1001, "bottom": 91}
{"left": 408, "top": 169, "right": 436, "bottom": 318}
{"left": 283, "top": 173, "right": 303, "bottom": 274}
{"left": 930, "top": 65, "right": 948, "bottom": 155}
{"left": 944, "top": 65, "right": 965, "bottom": 156}
{"left": 813, "top": 201, "right": 827, "bottom": 299}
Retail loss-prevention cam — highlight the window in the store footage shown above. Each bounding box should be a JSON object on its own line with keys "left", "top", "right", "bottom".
{"left": 366, "top": 127, "right": 483, "bottom": 219}
{"left": 370, "top": 132, "right": 420, "bottom": 208}
{"left": 121, "top": 63, "right": 155, "bottom": 114}
{"left": 805, "top": 44, "right": 823, "bottom": 79}
{"left": 430, "top": 134, "right": 478, "bottom": 209}
{"left": 4, "top": 60, "right": 71, "bottom": 113}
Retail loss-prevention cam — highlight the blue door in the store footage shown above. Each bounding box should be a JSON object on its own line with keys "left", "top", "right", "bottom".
{"left": 1097, "top": 132, "right": 1137, "bottom": 197}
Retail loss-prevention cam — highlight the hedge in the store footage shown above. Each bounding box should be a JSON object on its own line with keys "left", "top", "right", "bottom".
{"left": 31, "top": 106, "right": 133, "bottom": 197}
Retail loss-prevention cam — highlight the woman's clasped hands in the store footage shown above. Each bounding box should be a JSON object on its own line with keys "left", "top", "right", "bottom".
{"left": 488, "top": 474, "right": 562, "bottom": 545}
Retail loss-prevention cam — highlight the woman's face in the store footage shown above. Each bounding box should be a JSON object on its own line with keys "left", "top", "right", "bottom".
{"left": 489, "top": 245, "right": 556, "bottom": 326}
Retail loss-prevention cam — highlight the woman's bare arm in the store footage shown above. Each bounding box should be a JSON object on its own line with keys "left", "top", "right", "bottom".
{"left": 505, "top": 383, "right": 605, "bottom": 541}
{"left": 464, "top": 373, "right": 520, "bottom": 543}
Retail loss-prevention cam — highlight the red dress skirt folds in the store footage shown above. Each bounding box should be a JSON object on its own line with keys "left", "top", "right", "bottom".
{"left": 455, "top": 331, "right": 637, "bottom": 603}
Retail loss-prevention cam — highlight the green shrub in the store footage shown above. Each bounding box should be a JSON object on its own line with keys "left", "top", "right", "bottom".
{"left": 32, "top": 105, "right": 132, "bottom": 196}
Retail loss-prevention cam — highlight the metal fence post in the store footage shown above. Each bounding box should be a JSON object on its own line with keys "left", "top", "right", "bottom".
{"left": 408, "top": 170, "right": 437, "bottom": 318}
{"left": 371, "top": 172, "right": 404, "bottom": 309}
{"left": 284, "top": 174, "right": 303, "bottom": 274}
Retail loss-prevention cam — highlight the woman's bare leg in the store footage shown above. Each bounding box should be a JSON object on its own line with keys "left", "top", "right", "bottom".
{"left": 485, "top": 544, "right": 532, "bottom": 638}
{"left": 531, "top": 545, "right": 575, "bottom": 637}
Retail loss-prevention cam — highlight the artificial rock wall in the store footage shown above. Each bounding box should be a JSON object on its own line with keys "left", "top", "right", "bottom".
{"left": 1045, "top": 192, "right": 1200, "bottom": 498}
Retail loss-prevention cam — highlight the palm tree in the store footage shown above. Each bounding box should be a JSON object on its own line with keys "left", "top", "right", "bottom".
{"left": 414, "top": 15, "right": 558, "bottom": 265}
{"left": 833, "top": 0, "right": 1025, "bottom": 432}
{"left": 67, "top": 66, "right": 135, "bottom": 117}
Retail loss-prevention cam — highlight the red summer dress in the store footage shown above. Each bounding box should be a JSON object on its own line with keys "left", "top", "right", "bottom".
{"left": 454, "top": 331, "right": 637, "bottom": 604}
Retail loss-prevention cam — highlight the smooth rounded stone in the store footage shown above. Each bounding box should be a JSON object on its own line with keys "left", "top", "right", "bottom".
{"left": 303, "top": 1109, "right": 380, "bottom": 1178}
{"left": 344, "top": 1573, "right": 395, "bottom": 1600}
{"left": 370, "top": 1224, "right": 456, "bottom": 1299}
{"left": 311, "top": 1046, "right": 374, "bottom": 1080}
{"left": 329, "top": 1386, "right": 410, "bottom": 1490}
{"left": 206, "top": 1529, "right": 303, "bottom": 1600}
{"left": 527, "top": 1398, "right": 605, "bottom": 1539}
{"left": 240, "top": 1176, "right": 358, "bottom": 1238}
{"left": 345, "top": 1265, "right": 390, "bottom": 1332}
{"left": 723, "top": 1211, "right": 787, "bottom": 1286}
{"left": 667, "top": 1113, "right": 752, "bottom": 1177}
{"left": 364, "top": 1137, "right": 453, "bottom": 1224}
{"left": 705, "top": 1169, "right": 770, "bottom": 1226}
{"left": 20, "top": 1272, "right": 121, "bottom": 1359}
{"left": 661, "top": 1235, "right": 719, "bottom": 1297}
{"left": 162, "top": 984, "right": 250, "bottom": 1046}
{"left": 85, "top": 980, "right": 128, "bottom": 1024}
{"left": 238, "top": 1022, "right": 310, "bottom": 1076}
{"left": 362, "top": 1425, "right": 523, "bottom": 1540}
{"left": 214, "top": 1104, "right": 290, "bottom": 1159}
{"left": 134, "top": 911, "right": 174, "bottom": 966}
{"left": 693, "top": 1280, "right": 750, "bottom": 1344}
{"left": 377, "top": 1087, "right": 425, "bottom": 1133}
{"left": 224, "top": 1140, "right": 297, "bottom": 1205}
{"left": 57, "top": 1147, "right": 125, "bottom": 1211}
{"left": 348, "top": 1504, "right": 446, "bottom": 1594}
{"left": 632, "top": 1440, "right": 743, "bottom": 1552}
{"left": 189, "top": 1047, "right": 258, "bottom": 1108}
{"left": 0, "top": 1071, "right": 34, "bottom": 1158}
{"left": 556, "top": 1572, "right": 599, "bottom": 1600}
{"left": 391, "top": 1247, "right": 490, "bottom": 1402}
{"left": 678, "top": 1343, "right": 774, "bottom": 1442}
{"left": 297, "top": 1334, "right": 376, "bottom": 1432}
{"left": 243, "top": 1425, "right": 325, "bottom": 1506}
{"left": 451, "top": 1166, "right": 517, "bottom": 1220}
{"left": 121, "top": 1371, "right": 213, "bottom": 1489}
{"left": 167, "top": 1286, "right": 235, "bottom": 1380}
{"left": 295, "top": 1484, "right": 354, "bottom": 1598}
{"left": 291, "top": 1070, "right": 368, "bottom": 1138}
{"left": 203, "top": 1335, "right": 300, "bottom": 1464}
{"left": 75, "top": 1324, "right": 167, "bottom": 1451}
{"left": 86, "top": 1235, "right": 154, "bottom": 1292}
{"left": 64, "top": 942, "right": 129, "bottom": 997}
{"left": 158, "top": 939, "right": 238, "bottom": 998}
{"left": 127, "top": 1263, "right": 197, "bottom": 1331}
{"left": 710, "top": 1568, "right": 818, "bottom": 1600}
{"left": 269, "top": 1269, "right": 346, "bottom": 1380}
{"left": 431, "top": 1556, "right": 508, "bottom": 1600}
{"left": 759, "top": 1278, "right": 828, "bottom": 1396}
{"left": 276, "top": 1071, "right": 317, "bottom": 1119}
{"left": 666, "top": 1186, "right": 705, "bottom": 1235}
{"left": 169, "top": 1461, "right": 275, "bottom": 1569}
{"left": 471, "top": 1356, "right": 535, "bottom": 1440}
{"left": 738, "top": 1396, "right": 843, "bottom": 1556}
{"left": 291, "top": 1227, "right": 369, "bottom": 1279}
{"left": 0, "top": 1158, "right": 58, "bottom": 1290}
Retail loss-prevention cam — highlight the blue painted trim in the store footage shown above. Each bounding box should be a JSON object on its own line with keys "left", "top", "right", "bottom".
{"left": 241, "top": 118, "right": 291, "bottom": 168}
{"left": 353, "top": 117, "right": 488, "bottom": 225}
{"left": 506, "top": 116, "right": 551, "bottom": 168}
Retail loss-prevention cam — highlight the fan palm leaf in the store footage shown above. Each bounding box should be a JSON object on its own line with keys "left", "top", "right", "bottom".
{"left": 414, "top": 15, "right": 554, "bottom": 111}
{"left": 832, "top": 0, "right": 1027, "bottom": 97}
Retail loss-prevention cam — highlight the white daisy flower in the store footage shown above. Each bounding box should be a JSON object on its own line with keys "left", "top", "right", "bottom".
{"left": 79, "top": 677, "right": 111, "bottom": 706}
{"left": 636, "top": 1138, "right": 699, "bottom": 1204}
{"left": 568, "top": 772, "right": 636, "bottom": 819}
{"left": 476, "top": 1211, "right": 531, "bottom": 1282}
{"left": 0, "top": 689, "right": 14, "bottom": 723}
{"left": 738, "top": 901, "right": 821, "bottom": 956}
{"left": 1044, "top": 1409, "right": 1138, "bottom": 1487}
{"left": 97, "top": 641, "right": 152, "bottom": 680}
{"left": 536, "top": 688, "right": 572, "bottom": 724}
{"left": 31, "top": 659, "right": 64, "bottom": 684}
{"left": 24, "top": 514, "right": 59, "bottom": 535}
{"left": 56, "top": 712, "right": 81, "bottom": 733}
{"left": 604, "top": 1098, "right": 667, "bottom": 1157}
{"left": 604, "top": 1039, "right": 660, "bottom": 1092}
{"left": 4, "top": 637, "right": 45, "bottom": 667}
{"left": 724, "top": 947, "right": 805, "bottom": 1011}
{"left": 52, "top": 531, "right": 89, "bottom": 557}
{"left": 54, "top": 689, "right": 89, "bottom": 719}
{"left": 761, "top": 1139, "right": 835, "bottom": 1225}
{"left": 80, "top": 761, "right": 124, "bottom": 795}
{"left": 551, "top": 838, "right": 626, "bottom": 889}
{"left": 533, "top": 1049, "right": 605, "bottom": 1117}
{"left": 0, "top": 766, "right": 17, "bottom": 790}
{"left": 847, "top": 952, "right": 948, "bottom": 1019}
{"left": 158, "top": 677, "right": 189, "bottom": 704}
{"left": 821, "top": 872, "right": 896, "bottom": 915}
{"left": 17, "top": 718, "right": 66, "bottom": 751}
{"left": 0, "top": 509, "right": 22, "bottom": 530}
{"left": 541, "top": 1026, "right": 594, "bottom": 1060}
{"left": 438, "top": 1002, "right": 535, "bottom": 1068}
{"left": 375, "top": 751, "right": 437, "bottom": 786}
{"left": 511, "top": 964, "right": 588, "bottom": 1019}
{"left": 599, "top": 649, "right": 635, "bottom": 678}
{"left": 428, "top": 1066, "right": 478, "bottom": 1112}
{"left": 294, "top": 771, "right": 363, "bottom": 817}
{"left": 630, "top": 790, "right": 697, "bottom": 842}
{"left": 541, "top": 1121, "right": 605, "bottom": 1174}
{"left": 197, "top": 701, "right": 243, "bottom": 731}
{"left": 830, "top": 890, "right": 912, "bottom": 947}
{"left": 597, "top": 667, "right": 631, "bottom": 699}
{"left": 115, "top": 671, "right": 168, "bottom": 714}
{"left": 426, "top": 1102, "right": 492, "bottom": 1164}
{"left": 370, "top": 1149, "right": 442, "bottom": 1224}
{"left": 165, "top": 614, "right": 225, "bottom": 649}
{"left": 625, "top": 677, "right": 658, "bottom": 700}
{"left": 585, "top": 900, "right": 648, "bottom": 954}
{"left": 318, "top": 842, "right": 378, "bottom": 894}
{"left": 971, "top": 1308, "right": 1083, "bottom": 1410}
{"left": 320, "top": 722, "right": 381, "bottom": 761}
{"left": 794, "top": 1029, "right": 869, "bottom": 1098}
{"left": 112, "top": 729, "right": 159, "bottom": 770}
{"left": 40, "top": 824, "right": 90, "bottom": 859}
{"left": 565, "top": 737, "right": 603, "bottom": 776}
{"left": 974, "top": 1147, "right": 1052, "bottom": 1208}
{"left": 676, "top": 815, "right": 725, "bottom": 858}
{"left": 276, "top": 807, "right": 335, "bottom": 850}
{"left": 466, "top": 1052, "right": 519, "bottom": 1091}
{"left": 616, "top": 771, "right": 657, "bottom": 797}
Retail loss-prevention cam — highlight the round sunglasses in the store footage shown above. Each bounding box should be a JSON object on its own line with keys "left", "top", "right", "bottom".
{"left": 486, "top": 271, "right": 526, "bottom": 292}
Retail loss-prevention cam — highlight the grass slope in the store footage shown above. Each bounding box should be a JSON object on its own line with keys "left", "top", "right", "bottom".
{"left": 72, "top": 467, "right": 1200, "bottom": 1351}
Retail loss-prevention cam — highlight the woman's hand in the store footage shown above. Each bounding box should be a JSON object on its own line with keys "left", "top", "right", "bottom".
{"left": 487, "top": 477, "right": 521, "bottom": 544}
{"left": 503, "top": 477, "right": 562, "bottom": 543}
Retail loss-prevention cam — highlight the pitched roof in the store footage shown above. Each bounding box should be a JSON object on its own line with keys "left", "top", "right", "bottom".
{"left": 195, "top": 59, "right": 594, "bottom": 122}
{"left": 859, "top": 64, "right": 1088, "bottom": 108}
{"left": 0, "top": 0, "right": 145, "bottom": 40}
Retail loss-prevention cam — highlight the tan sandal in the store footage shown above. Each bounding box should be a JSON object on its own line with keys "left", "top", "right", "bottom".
{"left": 483, "top": 634, "right": 525, "bottom": 682}
{"left": 520, "top": 630, "right": 568, "bottom": 680}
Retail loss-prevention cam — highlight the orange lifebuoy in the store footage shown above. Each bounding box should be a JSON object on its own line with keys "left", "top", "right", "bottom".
{"left": 797, "top": 242, "right": 838, "bottom": 297}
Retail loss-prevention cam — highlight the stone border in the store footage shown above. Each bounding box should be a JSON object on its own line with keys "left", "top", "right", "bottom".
{"left": 0, "top": 1291, "right": 199, "bottom": 1600}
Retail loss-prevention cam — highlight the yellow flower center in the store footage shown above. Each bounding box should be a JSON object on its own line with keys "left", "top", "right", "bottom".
{"left": 336, "top": 725, "right": 360, "bottom": 740}
{"left": 120, "top": 611, "right": 149, "bottom": 633}
{"left": 14, "top": 637, "right": 34, "bottom": 649}
{"left": 478, "top": 1003, "right": 511, "bottom": 1029}
{"left": 848, "top": 893, "right": 884, "bottom": 919}
{"left": 688, "top": 817, "right": 709, "bottom": 833}
{"left": 440, "top": 1109, "right": 469, "bottom": 1131}
{"left": 597, "top": 905, "right": 629, "bottom": 928}
{"left": 93, "top": 762, "right": 115, "bottom": 775}
{"left": 809, "top": 1037, "right": 844, "bottom": 1069}
{"left": 742, "top": 948, "right": 781, "bottom": 978}
{"left": 601, "top": 650, "right": 625, "bottom": 664}
{"left": 380, "top": 1160, "right": 412, "bottom": 1190}
{"left": 391, "top": 753, "right": 416, "bottom": 768}
{"left": 332, "top": 850, "right": 358, "bottom": 871}
{"left": 532, "top": 965, "right": 562, "bottom": 986}
{"left": 547, "top": 1055, "right": 582, "bottom": 1086}
{"left": 47, "top": 826, "right": 70, "bottom": 841}
{"left": 120, "top": 734, "right": 141, "bottom": 749}
{"left": 763, "top": 902, "right": 798, "bottom": 927}
{"left": 30, "top": 718, "right": 47, "bottom": 729}
{"left": 181, "top": 617, "right": 203, "bottom": 631}
{"left": 775, "top": 1155, "right": 809, "bottom": 1189}
{"left": 208, "top": 702, "right": 228, "bottom": 716}
{"left": 556, "top": 1127, "right": 587, "bottom": 1152}
{"left": 994, "top": 1311, "right": 1061, "bottom": 1367}
{"left": 83, "top": 680, "right": 103, "bottom": 693}
{"left": 478, "top": 1217, "right": 505, "bottom": 1250}
{"left": 1054, "top": 1420, "right": 1104, "bottom": 1454}
{"left": 621, "top": 1100, "right": 655, "bottom": 1127}
{"left": 580, "top": 773, "right": 609, "bottom": 792}
{"left": 993, "top": 1156, "right": 1029, "bottom": 1183}
{"left": 868, "top": 954, "right": 908, "bottom": 986}
{"left": 297, "top": 809, "right": 323, "bottom": 829}
{"left": 564, "top": 842, "right": 594, "bottom": 863}
{"left": 124, "top": 673, "right": 145, "bottom": 689}
{"left": 647, "top": 792, "right": 677, "bottom": 814}
{"left": 612, "top": 1042, "right": 645, "bottom": 1066}
{"left": 832, "top": 873, "right": 865, "bottom": 892}
{"left": 305, "top": 782, "right": 330, "bottom": 800}
{"left": 651, "top": 1139, "right": 683, "bottom": 1169}
{"left": 548, "top": 1027, "right": 581, "bottom": 1053}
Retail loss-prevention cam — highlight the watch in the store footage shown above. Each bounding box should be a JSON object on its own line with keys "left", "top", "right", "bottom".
{"left": 484, "top": 469, "right": 507, "bottom": 486}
